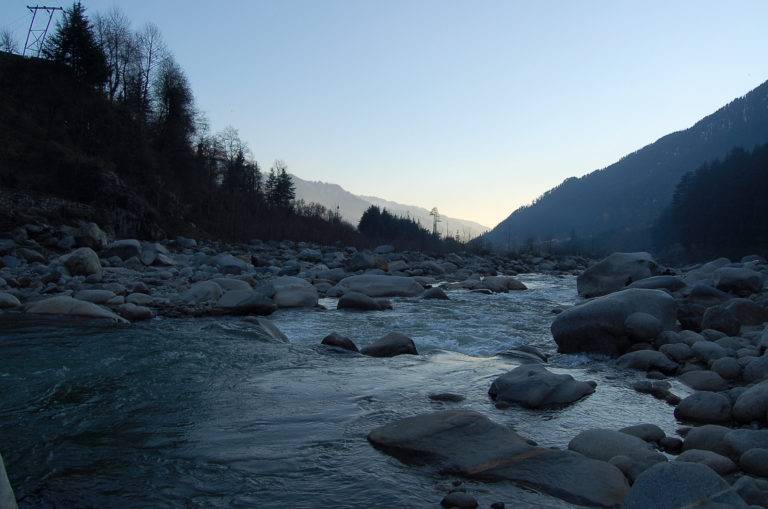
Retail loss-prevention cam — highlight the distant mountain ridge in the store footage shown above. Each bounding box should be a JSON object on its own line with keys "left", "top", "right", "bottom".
{"left": 484, "top": 79, "right": 768, "bottom": 251}
{"left": 291, "top": 175, "right": 488, "bottom": 240}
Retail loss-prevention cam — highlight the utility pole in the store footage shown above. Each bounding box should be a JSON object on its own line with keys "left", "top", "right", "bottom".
{"left": 23, "top": 5, "right": 62, "bottom": 58}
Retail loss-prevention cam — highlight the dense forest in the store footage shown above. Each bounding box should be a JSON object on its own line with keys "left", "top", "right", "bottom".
{"left": 483, "top": 78, "right": 768, "bottom": 253}
{"left": 653, "top": 144, "right": 768, "bottom": 261}
{"left": 0, "top": 3, "right": 359, "bottom": 244}
{"left": 358, "top": 206, "right": 464, "bottom": 252}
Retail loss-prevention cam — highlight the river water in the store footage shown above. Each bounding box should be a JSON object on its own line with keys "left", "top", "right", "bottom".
{"left": 0, "top": 274, "right": 684, "bottom": 508}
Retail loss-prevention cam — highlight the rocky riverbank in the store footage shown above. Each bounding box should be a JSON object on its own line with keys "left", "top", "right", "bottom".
{"left": 2, "top": 222, "right": 768, "bottom": 508}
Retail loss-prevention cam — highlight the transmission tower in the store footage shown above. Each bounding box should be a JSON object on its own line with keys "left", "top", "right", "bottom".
{"left": 23, "top": 5, "right": 63, "bottom": 58}
{"left": 429, "top": 207, "right": 442, "bottom": 236}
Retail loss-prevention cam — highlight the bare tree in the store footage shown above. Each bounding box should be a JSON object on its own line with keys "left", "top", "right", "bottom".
{"left": 0, "top": 28, "right": 18, "bottom": 54}
{"left": 137, "top": 22, "right": 167, "bottom": 114}
{"left": 94, "top": 7, "right": 138, "bottom": 101}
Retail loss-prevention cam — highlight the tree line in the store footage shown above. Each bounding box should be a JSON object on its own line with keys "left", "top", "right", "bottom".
{"left": 358, "top": 206, "right": 465, "bottom": 252}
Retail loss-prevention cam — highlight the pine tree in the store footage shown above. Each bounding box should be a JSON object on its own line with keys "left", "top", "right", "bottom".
{"left": 265, "top": 168, "right": 278, "bottom": 206}
{"left": 44, "top": 2, "right": 108, "bottom": 88}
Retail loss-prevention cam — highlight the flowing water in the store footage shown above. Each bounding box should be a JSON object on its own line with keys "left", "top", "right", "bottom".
{"left": 0, "top": 274, "right": 685, "bottom": 508}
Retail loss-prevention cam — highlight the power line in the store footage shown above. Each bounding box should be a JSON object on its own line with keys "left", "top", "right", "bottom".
{"left": 23, "top": 5, "right": 63, "bottom": 58}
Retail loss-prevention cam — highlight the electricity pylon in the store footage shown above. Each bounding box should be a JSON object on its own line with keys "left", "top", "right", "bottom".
{"left": 23, "top": 5, "right": 63, "bottom": 58}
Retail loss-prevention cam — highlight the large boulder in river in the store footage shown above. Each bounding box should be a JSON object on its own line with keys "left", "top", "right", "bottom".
{"left": 337, "top": 291, "right": 391, "bottom": 311}
{"left": 271, "top": 276, "right": 318, "bottom": 307}
{"left": 103, "top": 239, "right": 142, "bottom": 261}
{"left": 488, "top": 364, "right": 595, "bottom": 409}
{"left": 26, "top": 296, "right": 127, "bottom": 323}
{"left": 577, "top": 252, "right": 660, "bottom": 298}
{"left": 623, "top": 462, "right": 749, "bottom": 509}
{"left": 551, "top": 288, "right": 677, "bottom": 356}
{"left": 360, "top": 332, "right": 417, "bottom": 357}
{"left": 480, "top": 276, "right": 527, "bottom": 293}
{"left": 0, "top": 453, "right": 16, "bottom": 509}
{"left": 713, "top": 267, "right": 764, "bottom": 296}
{"left": 61, "top": 247, "right": 102, "bottom": 278}
{"left": 367, "top": 410, "right": 629, "bottom": 508}
{"left": 329, "top": 274, "right": 424, "bottom": 298}
{"left": 732, "top": 381, "right": 768, "bottom": 423}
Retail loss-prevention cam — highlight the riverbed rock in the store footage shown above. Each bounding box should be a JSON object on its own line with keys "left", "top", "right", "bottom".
{"left": 577, "top": 252, "right": 660, "bottom": 298}
{"left": 568, "top": 428, "right": 664, "bottom": 464}
{"left": 0, "top": 292, "right": 21, "bottom": 309}
{"left": 212, "top": 253, "right": 251, "bottom": 275}
{"left": 679, "top": 370, "right": 729, "bottom": 391}
{"left": 337, "top": 291, "right": 392, "bottom": 311}
{"left": 619, "top": 424, "right": 665, "bottom": 444}
{"left": 74, "top": 222, "right": 108, "bottom": 250}
{"left": 551, "top": 288, "right": 677, "bottom": 356}
{"left": 617, "top": 350, "right": 678, "bottom": 374}
{"left": 675, "top": 449, "right": 737, "bottom": 475}
{"left": 103, "top": 239, "right": 142, "bottom": 261}
{"left": 743, "top": 355, "right": 768, "bottom": 383}
{"left": 271, "top": 276, "right": 318, "bottom": 307}
{"left": 674, "top": 391, "right": 732, "bottom": 423}
{"left": 682, "top": 425, "right": 732, "bottom": 457}
{"left": 713, "top": 267, "right": 764, "bottom": 296}
{"left": 732, "top": 381, "right": 768, "bottom": 423}
{"left": 711, "top": 357, "right": 741, "bottom": 380}
{"left": 61, "top": 247, "right": 103, "bottom": 278}
{"left": 242, "top": 316, "right": 288, "bottom": 342}
{"left": 211, "top": 277, "right": 252, "bottom": 292}
{"left": 182, "top": 280, "right": 223, "bottom": 304}
{"left": 116, "top": 303, "right": 154, "bottom": 321}
{"left": 480, "top": 276, "right": 527, "bottom": 293}
{"left": 216, "top": 290, "right": 276, "bottom": 315}
{"left": 739, "top": 448, "right": 768, "bottom": 477}
{"left": 360, "top": 332, "right": 417, "bottom": 357}
{"left": 624, "top": 312, "right": 663, "bottom": 341}
{"left": 26, "top": 295, "right": 127, "bottom": 323}
{"left": 367, "top": 410, "right": 629, "bottom": 508}
{"left": 723, "top": 429, "right": 768, "bottom": 459}
{"left": 628, "top": 275, "right": 687, "bottom": 293}
{"left": 320, "top": 333, "right": 359, "bottom": 352}
{"left": 623, "top": 461, "right": 748, "bottom": 509}
{"left": 701, "top": 304, "right": 741, "bottom": 336}
{"left": 0, "top": 453, "right": 16, "bottom": 509}
{"left": 329, "top": 274, "right": 424, "bottom": 298}
{"left": 422, "top": 287, "right": 449, "bottom": 300}
{"left": 488, "top": 364, "right": 595, "bottom": 409}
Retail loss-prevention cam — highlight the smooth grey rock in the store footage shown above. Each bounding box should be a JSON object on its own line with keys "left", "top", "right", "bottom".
{"left": 710, "top": 357, "right": 741, "bottom": 380}
{"left": 624, "top": 312, "right": 663, "bottom": 341}
{"left": 624, "top": 462, "right": 748, "bottom": 509}
{"left": 360, "top": 332, "right": 417, "bottom": 357}
{"left": 702, "top": 305, "right": 741, "bottom": 336}
{"left": 739, "top": 448, "right": 768, "bottom": 477}
{"left": 103, "top": 239, "right": 142, "bottom": 261}
{"left": 724, "top": 429, "right": 768, "bottom": 460}
{"left": 488, "top": 364, "right": 595, "bottom": 409}
{"left": 568, "top": 428, "right": 664, "bottom": 464}
{"left": 660, "top": 343, "right": 693, "bottom": 363}
{"left": 552, "top": 288, "right": 677, "bottom": 356}
{"left": 61, "top": 247, "right": 102, "bottom": 278}
{"left": 116, "top": 303, "right": 154, "bottom": 321}
{"left": 620, "top": 423, "right": 666, "bottom": 443}
{"left": 733, "top": 381, "right": 768, "bottom": 423}
{"left": 321, "top": 333, "right": 359, "bottom": 352}
{"left": 26, "top": 296, "right": 127, "bottom": 323}
{"left": 337, "top": 291, "right": 391, "bottom": 311}
{"left": 440, "top": 492, "right": 477, "bottom": 509}
{"left": 75, "top": 222, "right": 108, "bottom": 250}
{"left": 330, "top": 274, "right": 424, "bottom": 298}
{"left": 683, "top": 425, "right": 732, "bottom": 457}
{"left": 216, "top": 290, "right": 276, "bottom": 315}
{"left": 211, "top": 277, "right": 251, "bottom": 292}
{"left": 725, "top": 298, "right": 768, "bottom": 326}
{"left": 182, "top": 280, "right": 223, "bottom": 304}
{"left": 674, "top": 391, "right": 732, "bottom": 423}
{"left": 212, "top": 253, "right": 251, "bottom": 274}
{"left": 0, "top": 292, "right": 21, "bottom": 309}
{"left": 481, "top": 276, "right": 527, "bottom": 293}
{"left": 743, "top": 355, "right": 768, "bottom": 383}
{"left": 714, "top": 267, "right": 764, "bottom": 296}
{"left": 125, "top": 293, "right": 153, "bottom": 306}
{"left": 73, "top": 289, "right": 116, "bottom": 304}
{"left": 270, "top": 276, "right": 318, "bottom": 308}
{"left": 679, "top": 370, "right": 729, "bottom": 391}
{"left": 675, "top": 449, "right": 737, "bottom": 475}
{"left": 628, "top": 275, "right": 686, "bottom": 292}
{"left": 617, "top": 350, "right": 678, "bottom": 374}
{"left": 368, "top": 411, "right": 629, "bottom": 508}
{"left": 422, "top": 287, "right": 449, "bottom": 300}
{"left": 691, "top": 341, "right": 729, "bottom": 362}
{"left": 577, "top": 252, "right": 660, "bottom": 298}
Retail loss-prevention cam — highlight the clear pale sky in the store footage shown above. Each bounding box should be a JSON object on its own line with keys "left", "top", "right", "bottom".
{"left": 3, "top": 1, "right": 768, "bottom": 227}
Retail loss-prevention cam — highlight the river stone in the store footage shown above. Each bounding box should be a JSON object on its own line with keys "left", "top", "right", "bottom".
{"left": 675, "top": 449, "right": 737, "bottom": 475}
{"left": 723, "top": 429, "right": 768, "bottom": 460}
{"left": 624, "top": 312, "right": 663, "bottom": 341}
{"left": 568, "top": 428, "right": 664, "bottom": 464}
{"left": 26, "top": 296, "right": 127, "bottom": 323}
{"left": 713, "top": 267, "right": 764, "bottom": 296}
{"left": 211, "top": 277, "right": 252, "bottom": 292}
{"left": 242, "top": 317, "right": 289, "bottom": 342}
{"left": 620, "top": 424, "right": 665, "bottom": 443}
{"left": 211, "top": 253, "right": 251, "bottom": 275}
{"left": 701, "top": 305, "right": 741, "bottom": 336}
{"left": 337, "top": 291, "right": 392, "bottom": 311}
{"left": 623, "top": 462, "right": 748, "bottom": 509}
{"left": 710, "top": 357, "right": 741, "bottom": 380}
{"left": 73, "top": 289, "right": 116, "bottom": 304}
{"left": 480, "top": 276, "right": 527, "bottom": 293}
{"left": 126, "top": 293, "right": 153, "bottom": 306}
{"left": 674, "top": 391, "right": 732, "bottom": 423}
{"left": 732, "top": 381, "right": 768, "bottom": 423}
{"left": 0, "top": 453, "right": 16, "bottom": 509}
{"left": 577, "top": 252, "right": 660, "bottom": 298}
{"left": 0, "top": 292, "right": 21, "bottom": 309}
{"left": 367, "top": 410, "right": 629, "bottom": 508}
{"left": 329, "top": 274, "right": 424, "bottom": 298}
{"left": 683, "top": 425, "right": 732, "bottom": 457}
{"left": 61, "top": 247, "right": 103, "bottom": 278}
{"left": 488, "top": 364, "right": 595, "bottom": 409}
{"left": 617, "top": 350, "right": 678, "bottom": 374}
{"left": 182, "top": 280, "right": 223, "bottom": 304}
{"left": 422, "top": 287, "right": 449, "bottom": 300}
{"left": 725, "top": 298, "right": 768, "bottom": 326}
{"left": 321, "top": 333, "right": 359, "bottom": 352}
{"left": 691, "top": 341, "right": 729, "bottom": 362}
{"left": 440, "top": 492, "right": 477, "bottom": 509}
{"left": 103, "top": 239, "right": 142, "bottom": 261}
{"left": 628, "top": 275, "right": 686, "bottom": 293}
{"left": 742, "top": 355, "right": 768, "bottom": 383}
{"left": 679, "top": 370, "right": 729, "bottom": 391}
{"left": 360, "top": 332, "right": 417, "bottom": 357}
{"left": 659, "top": 343, "right": 692, "bottom": 363}
{"left": 271, "top": 276, "right": 318, "bottom": 308}
{"left": 75, "top": 222, "right": 108, "bottom": 250}
{"left": 551, "top": 288, "right": 677, "bottom": 356}
{"left": 217, "top": 290, "right": 276, "bottom": 315}
{"left": 116, "top": 303, "right": 154, "bottom": 321}
{"left": 739, "top": 448, "right": 768, "bottom": 477}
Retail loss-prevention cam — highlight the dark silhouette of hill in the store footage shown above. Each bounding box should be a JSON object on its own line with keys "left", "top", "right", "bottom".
{"left": 483, "top": 80, "right": 768, "bottom": 252}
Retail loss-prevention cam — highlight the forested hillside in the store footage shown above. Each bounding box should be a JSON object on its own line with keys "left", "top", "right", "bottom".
{"left": 483, "top": 79, "right": 768, "bottom": 252}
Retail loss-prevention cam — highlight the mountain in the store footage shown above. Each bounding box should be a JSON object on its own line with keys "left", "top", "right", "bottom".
{"left": 484, "top": 79, "right": 768, "bottom": 251}
{"left": 291, "top": 175, "right": 489, "bottom": 240}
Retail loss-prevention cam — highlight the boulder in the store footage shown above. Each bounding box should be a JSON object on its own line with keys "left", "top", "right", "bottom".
{"left": 691, "top": 341, "right": 729, "bottom": 362}
{"left": 210, "top": 277, "right": 251, "bottom": 292}
{"left": 320, "top": 333, "right": 358, "bottom": 352}
{"left": 675, "top": 449, "right": 737, "bottom": 475}
{"left": 723, "top": 429, "right": 768, "bottom": 460}
{"left": 367, "top": 411, "right": 629, "bottom": 508}
{"left": 742, "top": 355, "right": 768, "bottom": 383}
{"left": 440, "top": 492, "right": 477, "bottom": 509}
{"left": 337, "top": 291, "right": 392, "bottom": 311}
{"left": 732, "top": 381, "right": 768, "bottom": 423}
{"left": 422, "top": 287, "right": 449, "bottom": 300}
{"left": 182, "top": 280, "right": 223, "bottom": 304}
{"left": 551, "top": 288, "right": 676, "bottom": 356}
{"left": 577, "top": 252, "right": 660, "bottom": 298}
{"left": 624, "top": 312, "right": 663, "bottom": 341}
{"left": 271, "top": 276, "right": 318, "bottom": 308}
{"left": 61, "top": 247, "right": 103, "bottom": 278}
{"left": 623, "top": 462, "right": 748, "bottom": 509}
{"left": 0, "top": 292, "right": 21, "bottom": 309}
{"left": 619, "top": 424, "right": 666, "bottom": 444}
{"left": 73, "top": 289, "right": 116, "bottom": 304}
{"left": 345, "top": 252, "right": 378, "bottom": 271}
{"left": 298, "top": 248, "right": 322, "bottom": 262}
{"left": 116, "top": 303, "right": 154, "bottom": 321}
{"left": 360, "top": 332, "right": 417, "bottom": 357}
{"left": 659, "top": 343, "right": 692, "bottom": 363}
{"left": 739, "top": 448, "right": 768, "bottom": 478}
{"left": 212, "top": 253, "right": 251, "bottom": 275}
{"left": 674, "top": 391, "right": 732, "bottom": 423}
{"left": 710, "top": 357, "right": 741, "bottom": 380}
{"left": 26, "top": 296, "right": 127, "bottom": 323}
{"left": 0, "top": 453, "right": 16, "bottom": 509}
{"left": 701, "top": 305, "right": 741, "bottom": 336}
{"left": 488, "top": 364, "right": 595, "bottom": 409}
{"left": 713, "top": 267, "right": 764, "bottom": 296}
{"left": 725, "top": 298, "right": 768, "bottom": 326}
{"left": 679, "top": 370, "right": 729, "bottom": 391}
{"left": 216, "top": 290, "right": 276, "bottom": 315}
{"left": 481, "top": 276, "right": 527, "bottom": 293}
{"left": 103, "top": 239, "right": 142, "bottom": 261}
{"left": 628, "top": 275, "right": 686, "bottom": 293}
{"left": 682, "top": 425, "right": 732, "bottom": 457}
{"left": 75, "top": 222, "right": 108, "bottom": 250}
{"left": 568, "top": 428, "right": 664, "bottom": 464}
{"left": 329, "top": 274, "right": 424, "bottom": 298}
{"left": 617, "top": 350, "right": 678, "bottom": 374}
{"left": 126, "top": 293, "right": 153, "bottom": 306}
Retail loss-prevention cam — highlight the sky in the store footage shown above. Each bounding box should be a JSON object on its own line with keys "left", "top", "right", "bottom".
{"left": 3, "top": 1, "right": 768, "bottom": 228}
